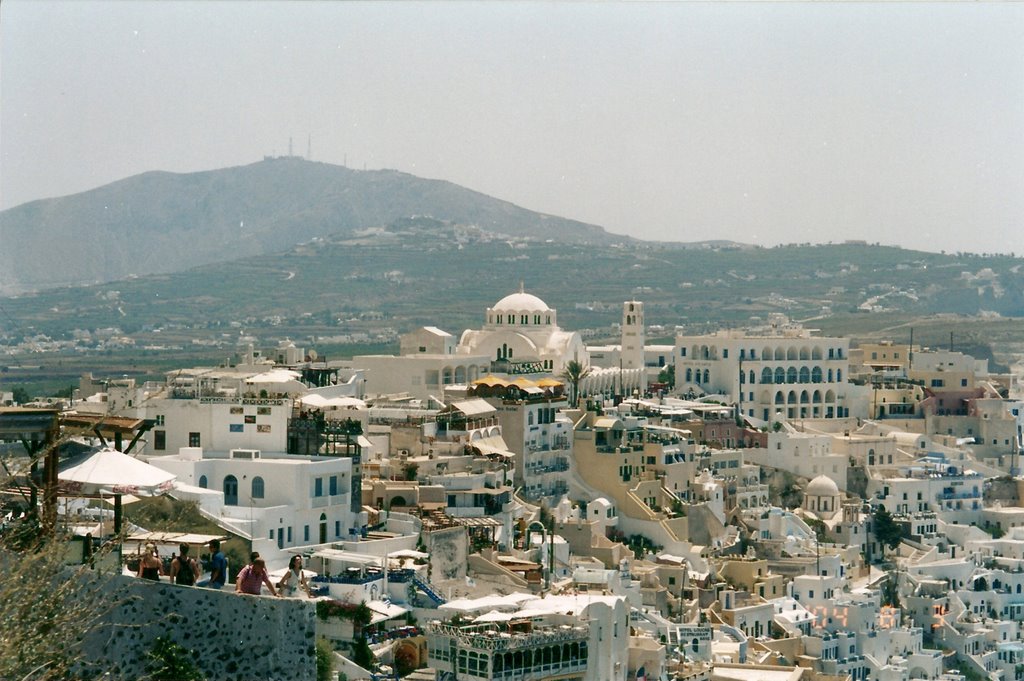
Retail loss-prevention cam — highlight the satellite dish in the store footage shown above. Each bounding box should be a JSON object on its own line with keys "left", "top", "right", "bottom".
{"left": 308, "top": 349, "right": 318, "bottom": 361}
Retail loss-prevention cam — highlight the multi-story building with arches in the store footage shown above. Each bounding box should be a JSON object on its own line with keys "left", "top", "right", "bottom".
{"left": 675, "top": 315, "right": 852, "bottom": 422}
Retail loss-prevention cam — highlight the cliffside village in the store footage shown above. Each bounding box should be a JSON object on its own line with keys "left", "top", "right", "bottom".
{"left": 2, "top": 288, "right": 1023, "bottom": 681}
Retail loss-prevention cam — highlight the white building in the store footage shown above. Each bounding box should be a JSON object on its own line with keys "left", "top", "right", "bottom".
{"left": 151, "top": 447, "right": 359, "bottom": 565}
{"left": 428, "top": 593, "right": 630, "bottom": 681}
{"left": 675, "top": 314, "right": 852, "bottom": 421}
{"left": 458, "top": 286, "right": 588, "bottom": 376}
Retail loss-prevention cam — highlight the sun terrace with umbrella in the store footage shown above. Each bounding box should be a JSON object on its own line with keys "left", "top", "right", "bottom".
{"left": 0, "top": 408, "right": 228, "bottom": 579}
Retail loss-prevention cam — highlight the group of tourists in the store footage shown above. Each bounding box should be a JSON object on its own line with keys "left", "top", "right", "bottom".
{"left": 135, "top": 541, "right": 201, "bottom": 585}
{"left": 136, "top": 538, "right": 311, "bottom": 598}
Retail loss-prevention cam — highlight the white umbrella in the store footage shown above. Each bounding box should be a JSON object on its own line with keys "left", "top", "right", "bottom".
{"left": 59, "top": 448, "right": 176, "bottom": 535}
{"left": 59, "top": 448, "right": 176, "bottom": 496}
{"left": 268, "top": 566, "right": 318, "bottom": 580}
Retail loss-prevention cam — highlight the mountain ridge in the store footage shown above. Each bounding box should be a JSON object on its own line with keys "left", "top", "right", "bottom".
{"left": 0, "top": 158, "right": 635, "bottom": 294}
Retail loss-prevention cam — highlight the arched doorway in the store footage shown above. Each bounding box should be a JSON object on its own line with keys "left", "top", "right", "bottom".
{"left": 223, "top": 475, "right": 238, "bottom": 506}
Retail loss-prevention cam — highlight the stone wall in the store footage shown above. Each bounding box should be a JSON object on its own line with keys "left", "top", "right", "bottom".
{"left": 424, "top": 525, "right": 467, "bottom": 581}
{"left": 81, "top": 574, "right": 317, "bottom": 681}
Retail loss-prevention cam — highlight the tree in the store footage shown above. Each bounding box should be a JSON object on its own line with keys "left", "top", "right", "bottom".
{"left": 873, "top": 505, "right": 903, "bottom": 553}
{"left": 559, "top": 360, "right": 592, "bottom": 408}
{"left": 657, "top": 364, "right": 675, "bottom": 389}
{"left": 145, "top": 635, "right": 204, "bottom": 681}
{"left": 11, "top": 386, "right": 32, "bottom": 405}
{"left": 315, "top": 639, "right": 334, "bottom": 681}
{"left": 0, "top": 530, "right": 123, "bottom": 680}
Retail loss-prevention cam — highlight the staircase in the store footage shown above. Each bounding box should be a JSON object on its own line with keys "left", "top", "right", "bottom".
{"left": 412, "top": 575, "right": 446, "bottom": 605}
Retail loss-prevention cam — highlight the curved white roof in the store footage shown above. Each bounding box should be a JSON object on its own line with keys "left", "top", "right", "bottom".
{"left": 806, "top": 474, "right": 839, "bottom": 496}
{"left": 492, "top": 291, "right": 551, "bottom": 313}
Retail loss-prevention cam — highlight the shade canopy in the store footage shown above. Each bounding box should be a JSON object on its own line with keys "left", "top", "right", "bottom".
{"left": 59, "top": 448, "right": 176, "bottom": 497}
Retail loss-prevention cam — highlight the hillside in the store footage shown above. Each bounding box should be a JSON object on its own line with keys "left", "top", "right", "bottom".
{"left": 0, "top": 158, "right": 626, "bottom": 294}
{"left": 2, "top": 223, "right": 1022, "bottom": 395}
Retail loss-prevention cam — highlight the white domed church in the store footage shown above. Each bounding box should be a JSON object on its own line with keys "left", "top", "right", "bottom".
{"left": 457, "top": 286, "right": 588, "bottom": 375}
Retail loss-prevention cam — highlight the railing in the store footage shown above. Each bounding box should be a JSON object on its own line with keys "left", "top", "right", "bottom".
{"left": 413, "top": 575, "right": 447, "bottom": 605}
{"left": 427, "top": 623, "right": 589, "bottom": 651}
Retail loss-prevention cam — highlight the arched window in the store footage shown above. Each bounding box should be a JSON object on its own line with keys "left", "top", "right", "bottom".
{"left": 812, "top": 347, "right": 823, "bottom": 360}
{"left": 686, "top": 368, "right": 693, "bottom": 382}
{"left": 774, "top": 367, "right": 785, "bottom": 384}
{"left": 799, "top": 367, "right": 810, "bottom": 383}
{"left": 812, "top": 390, "right": 822, "bottom": 403}
{"left": 786, "top": 367, "right": 798, "bottom": 384}
{"left": 800, "top": 390, "right": 810, "bottom": 404}
{"left": 740, "top": 371, "right": 745, "bottom": 385}
{"left": 251, "top": 476, "right": 265, "bottom": 499}
{"left": 775, "top": 391, "right": 785, "bottom": 405}
{"left": 812, "top": 366, "right": 823, "bottom": 383}
{"left": 198, "top": 475, "right": 208, "bottom": 489}
{"left": 787, "top": 391, "right": 798, "bottom": 404}
{"left": 703, "top": 369, "right": 710, "bottom": 384}
{"left": 762, "top": 368, "right": 773, "bottom": 384}
{"left": 750, "top": 370, "right": 756, "bottom": 385}
{"left": 223, "top": 475, "right": 238, "bottom": 506}
{"left": 799, "top": 346, "right": 810, "bottom": 360}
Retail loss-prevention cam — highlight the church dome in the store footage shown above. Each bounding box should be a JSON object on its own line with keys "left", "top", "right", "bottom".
{"left": 493, "top": 291, "right": 551, "bottom": 313}
{"left": 806, "top": 475, "right": 839, "bottom": 497}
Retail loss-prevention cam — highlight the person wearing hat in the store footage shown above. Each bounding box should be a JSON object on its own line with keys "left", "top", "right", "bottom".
{"left": 137, "top": 542, "right": 164, "bottom": 581}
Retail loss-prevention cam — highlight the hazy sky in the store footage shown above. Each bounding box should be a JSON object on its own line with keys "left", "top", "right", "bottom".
{"left": 2, "top": 2, "right": 1022, "bottom": 254}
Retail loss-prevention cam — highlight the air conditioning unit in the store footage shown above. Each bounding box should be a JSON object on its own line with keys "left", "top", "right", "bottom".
{"left": 230, "top": 449, "right": 261, "bottom": 460}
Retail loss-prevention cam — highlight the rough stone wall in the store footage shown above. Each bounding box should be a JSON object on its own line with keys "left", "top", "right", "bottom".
{"left": 81, "top": 574, "right": 317, "bottom": 681}
{"left": 424, "top": 525, "right": 467, "bottom": 581}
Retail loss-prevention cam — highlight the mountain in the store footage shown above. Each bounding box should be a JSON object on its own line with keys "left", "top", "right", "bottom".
{"left": 0, "top": 158, "right": 626, "bottom": 294}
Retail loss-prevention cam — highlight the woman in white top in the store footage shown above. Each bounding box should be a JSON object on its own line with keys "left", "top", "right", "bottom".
{"left": 278, "top": 555, "right": 311, "bottom": 597}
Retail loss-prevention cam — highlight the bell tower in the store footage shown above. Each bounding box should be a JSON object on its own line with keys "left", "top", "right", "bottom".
{"left": 621, "top": 301, "right": 646, "bottom": 392}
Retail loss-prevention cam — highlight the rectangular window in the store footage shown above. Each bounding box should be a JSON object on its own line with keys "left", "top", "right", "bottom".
{"left": 723, "top": 349, "right": 729, "bottom": 358}
{"left": 680, "top": 347, "right": 686, "bottom": 357}
{"left": 304, "top": 525, "right": 309, "bottom": 542}
{"left": 188, "top": 432, "right": 201, "bottom": 448}
{"left": 961, "top": 379, "right": 968, "bottom": 387}
{"left": 287, "top": 527, "right": 292, "bottom": 543}
{"left": 155, "top": 414, "right": 165, "bottom": 426}
{"left": 335, "top": 521, "right": 341, "bottom": 537}
{"left": 154, "top": 430, "right": 166, "bottom": 450}
{"left": 314, "top": 478, "right": 323, "bottom": 497}
{"left": 329, "top": 476, "right": 338, "bottom": 495}
{"left": 229, "top": 424, "right": 244, "bottom": 432}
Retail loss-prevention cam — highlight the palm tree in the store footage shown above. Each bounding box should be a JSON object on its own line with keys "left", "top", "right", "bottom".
{"left": 559, "top": 360, "right": 592, "bottom": 408}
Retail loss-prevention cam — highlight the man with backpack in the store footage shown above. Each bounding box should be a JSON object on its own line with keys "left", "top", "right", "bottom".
{"left": 169, "top": 542, "right": 201, "bottom": 586}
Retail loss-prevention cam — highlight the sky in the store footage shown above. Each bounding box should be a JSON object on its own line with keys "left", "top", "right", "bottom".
{"left": 2, "top": 1, "right": 1022, "bottom": 255}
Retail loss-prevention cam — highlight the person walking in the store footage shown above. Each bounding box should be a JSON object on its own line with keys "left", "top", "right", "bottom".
{"left": 169, "top": 542, "right": 201, "bottom": 586}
